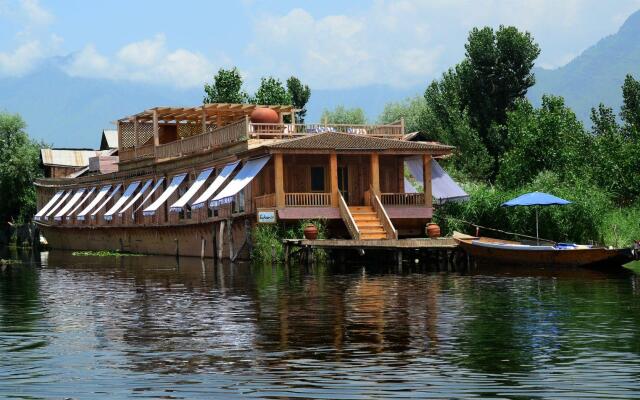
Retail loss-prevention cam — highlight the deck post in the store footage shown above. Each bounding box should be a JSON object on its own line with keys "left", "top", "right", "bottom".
{"left": 275, "top": 153, "right": 285, "bottom": 208}
{"left": 200, "top": 236, "right": 205, "bottom": 259}
{"left": 423, "top": 154, "right": 432, "bottom": 209}
{"left": 212, "top": 223, "right": 218, "bottom": 262}
{"left": 152, "top": 109, "right": 159, "bottom": 157}
{"left": 330, "top": 153, "right": 338, "bottom": 207}
{"left": 370, "top": 153, "right": 380, "bottom": 195}
{"left": 227, "top": 219, "right": 234, "bottom": 261}
{"left": 217, "top": 221, "right": 225, "bottom": 260}
{"left": 133, "top": 118, "right": 139, "bottom": 158}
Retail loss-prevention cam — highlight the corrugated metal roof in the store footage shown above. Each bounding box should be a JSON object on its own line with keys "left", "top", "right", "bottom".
{"left": 266, "top": 132, "right": 454, "bottom": 152}
{"left": 40, "top": 149, "right": 106, "bottom": 167}
{"left": 101, "top": 130, "right": 118, "bottom": 149}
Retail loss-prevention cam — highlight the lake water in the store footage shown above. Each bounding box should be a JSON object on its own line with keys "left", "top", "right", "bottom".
{"left": 2, "top": 248, "right": 640, "bottom": 399}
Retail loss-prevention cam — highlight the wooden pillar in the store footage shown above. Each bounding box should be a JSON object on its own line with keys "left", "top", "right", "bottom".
{"left": 370, "top": 153, "right": 380, "bottom": 195}
{"left": 201, "top": 109, "right": 207, "bottom": 135}
{"left": 330, "top": 153, "right": 338, "bottom": 207}
{"left": 291, "top": 110, "right": 296, "bottom": 133}
{"left": 152, "top": 109, "right": 159, "bottom": 157}
{"left": 423, "top": 154, "right": 432, "bottom": 209}
{"left": 275, "top": 153, "right": 285, "bottom": 208}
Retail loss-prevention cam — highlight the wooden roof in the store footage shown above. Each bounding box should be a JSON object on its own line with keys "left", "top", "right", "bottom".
{"left": 263, "top": 132, "right": 454, "bottom": 154}
{"left": 119, "top": 103, "right": 295, "bottom": 123}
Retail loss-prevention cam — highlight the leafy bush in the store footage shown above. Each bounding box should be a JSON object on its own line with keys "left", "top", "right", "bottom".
{"left": 252, "top": 219, "right": 327, "bottom": 263}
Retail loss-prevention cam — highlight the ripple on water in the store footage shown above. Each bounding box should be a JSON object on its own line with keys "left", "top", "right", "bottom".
{"left": 1, "top": 253, "right": 640, "bottom": 398}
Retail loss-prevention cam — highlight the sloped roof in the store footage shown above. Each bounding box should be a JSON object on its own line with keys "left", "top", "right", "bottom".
{"left": 101, "top": 130, "right": 118, "bottom": 150}
{"left": 40, "top": 149, "right": 105, "bottom": 167}
{"left": 265, "top": 132, "right": 454, "bottom": 153}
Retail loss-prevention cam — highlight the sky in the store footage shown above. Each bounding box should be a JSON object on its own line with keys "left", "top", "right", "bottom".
{"left": 1, "top": 0, "right": 640, "bottom": 91}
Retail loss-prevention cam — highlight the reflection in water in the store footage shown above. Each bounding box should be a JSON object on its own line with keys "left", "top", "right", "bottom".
{"left": 1, "top": 250, "right": 640, "bottom": 398}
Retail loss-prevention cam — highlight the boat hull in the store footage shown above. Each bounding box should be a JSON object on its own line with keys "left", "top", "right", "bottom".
{"left": 454, "top": 235, "right": 634, "bottom": 268}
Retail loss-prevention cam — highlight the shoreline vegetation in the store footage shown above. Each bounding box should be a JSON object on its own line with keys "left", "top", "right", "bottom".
{"left": 3, "top": 25, "right": 640, "bottom": 250}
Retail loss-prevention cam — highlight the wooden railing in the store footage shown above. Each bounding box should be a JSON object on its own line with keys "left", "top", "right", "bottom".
{"left": 285, "top": 192, "right": 331, "bottom": 207}
{"left": 248, "top": 120, "right": 404, "bottom": 139}
{"left": 370, "top": 185, "right": 398, "bottom": 240}
{"left": 136, "top": 143, "right": 155, "bottom": 159}
{"left": 338, "top": 192, "right": 360, "bottom": 240}
{"left": 254, "top": 193, "right": 276, "bottom": 209}
{"left": 119, "top": 148, "right": 136, "bottom": 162}
{"left": 155, "top": 119, "right": 248, "bottom": 160}
{"left": 381, "top": 193, "right": 425, "bottom": 206}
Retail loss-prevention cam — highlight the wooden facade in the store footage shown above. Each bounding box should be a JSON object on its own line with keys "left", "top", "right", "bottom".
{"left": 34, "top": 103, "right": 454, "bottom": 258}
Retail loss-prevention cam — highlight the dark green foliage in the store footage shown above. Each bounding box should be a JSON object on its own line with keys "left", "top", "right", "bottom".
{"left": 203, "top": 67, "right": 249, "bottom": 104}
{"left": 459, "top": 26, "right": 540, "bottom": 175}
{"left": 0, "top": 113, "right": 43, "bottom": 223}
{"left": 252, "top": 76, "right": 292, "bottom": 106}
{"left": 620, "top": 74, "right": 640, "bottom": 137}
{"left": 497, "top": 96, "right": 591, "bottom": 189}
{"left": 286, "top": 76, "right": 311, "bottom": 123}
{"left": 438, "top": 172, "right": 612, "bottom": 244}
{"left": 252, "top": 219, "right": 327, "bottom": 263}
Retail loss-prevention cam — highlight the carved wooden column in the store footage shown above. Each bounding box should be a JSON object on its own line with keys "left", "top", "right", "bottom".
{"left": 275, "top": 153, "right": 285, "bottom": 208}
{"left": 330, "top": 153, "right": 338, "bottom": 207}
{"left": 423, "top": 154, "right": 432, "bottom": 209}
{"left": 370, "top": 153, "right": 380, "bottom": 195}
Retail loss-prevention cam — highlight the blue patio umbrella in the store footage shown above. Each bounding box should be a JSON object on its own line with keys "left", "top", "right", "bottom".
{"left": 502, "top": 192, "right": 571, "bottom": 243}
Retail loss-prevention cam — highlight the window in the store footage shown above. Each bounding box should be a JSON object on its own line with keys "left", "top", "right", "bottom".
{"left": 310, "top": 166, "right": 325, "bottom": 192}
{"left": 233, "top": 189, "right": 245, "bottom": 214}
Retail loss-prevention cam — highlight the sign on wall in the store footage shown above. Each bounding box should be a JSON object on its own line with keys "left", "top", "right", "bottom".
{"left": 257, "top": 210, "right": 277, "bottom": 224}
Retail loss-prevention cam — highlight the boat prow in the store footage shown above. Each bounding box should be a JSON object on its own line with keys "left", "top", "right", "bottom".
{"left": 452, "top": 231, "right": 636, "bottom": 268}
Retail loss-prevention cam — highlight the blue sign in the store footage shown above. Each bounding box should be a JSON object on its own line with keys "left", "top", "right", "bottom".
{"left": 257, "top": 210, "right": 276, "bottom": 224}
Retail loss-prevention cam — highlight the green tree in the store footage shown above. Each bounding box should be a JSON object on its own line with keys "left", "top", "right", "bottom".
{"left": 252, "top": 76, "right": 291, "bottom": 105}
{"left": 203, "top": 67, "right": 249, "bottom": 103}
{"left": 620, "top": 74, "right": 640, "bottom": 138}
{"left": 497, "top": 95, "right": 591, "bottom": 189}
{"left": 421, "top": 68, "right": 493, "bottom": 180}
{"left": 378, "top": 95, "right": 426, "bottom": 134}
{"left": 0, "top": 112, "right": 43, "bottom": 223}
{"left": 320, "top": 105, "right": 367, "bottom": 124}
{"left": 286, "top": 76, "right": 311, "bottom": 123}
{"left": 459, "top": 26, "right": 540, "bottom": 175}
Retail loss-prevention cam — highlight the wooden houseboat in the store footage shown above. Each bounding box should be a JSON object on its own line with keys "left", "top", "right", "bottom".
{"left": 33, "top": 103, "right": 461, "bottom": 259}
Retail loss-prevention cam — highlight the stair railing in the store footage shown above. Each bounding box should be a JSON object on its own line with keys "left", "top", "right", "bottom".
{"left": 369, "top": 184, "right": 398, "bottom": 240}
{"left": 338, "top": 192, "right": 360, "bottom": 240}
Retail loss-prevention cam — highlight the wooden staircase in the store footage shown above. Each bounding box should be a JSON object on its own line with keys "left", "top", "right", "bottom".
{"left": 349, "top": 206, "right": 388, "bottom": 240}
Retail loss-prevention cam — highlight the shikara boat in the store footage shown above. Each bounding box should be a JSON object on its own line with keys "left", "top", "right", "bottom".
{"left": 453, "top": 231, "right": 637, "bottom": 268}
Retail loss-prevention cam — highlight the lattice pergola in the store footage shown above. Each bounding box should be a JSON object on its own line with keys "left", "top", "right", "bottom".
{"left": 117, "top": 103, "right": 296, "bottom": 151}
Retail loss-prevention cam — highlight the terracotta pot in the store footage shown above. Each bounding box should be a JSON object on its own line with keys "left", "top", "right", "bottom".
{"left": 426, "top": 222, "right": 441, "bottom": 238}
{"left": 303, "top": 224, "right": 318, "bottom": 240}
{"left": 250, "top": 107, "right": 280, "bottom": 124}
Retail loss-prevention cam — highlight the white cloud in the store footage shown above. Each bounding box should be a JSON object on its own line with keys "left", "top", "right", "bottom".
{"left": 63, "top": 35, "right": 217, "bottom": 88}
{"left": 0, "top": 40, "right": 43, "bottom": 76}
{"left": 20, "top": 0, "right": 53, "bottom": 26}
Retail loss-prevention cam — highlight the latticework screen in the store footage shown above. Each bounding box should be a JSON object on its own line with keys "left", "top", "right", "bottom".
{"left": 120, "top": 122, "right": 135, "bottom": 148}
{"left": 178, "top": 123, "right": 202, "bottom": 138}
{"left": 138, "top": 122, "right": 154, "bottom": 145}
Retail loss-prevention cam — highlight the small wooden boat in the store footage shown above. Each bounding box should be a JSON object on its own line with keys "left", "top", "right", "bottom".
{"left": 453, "top": 231, "right": 637, "bottom": 268}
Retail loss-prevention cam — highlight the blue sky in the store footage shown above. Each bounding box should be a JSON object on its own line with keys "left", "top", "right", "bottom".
{"left": 2, "top": 0, "right": 640, "bottom": 91}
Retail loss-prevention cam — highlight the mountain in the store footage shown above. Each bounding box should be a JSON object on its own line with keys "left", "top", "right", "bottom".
{"left": 529, "top": 10, "right": 640, "bottom": 124}
{"left": 0, "top": 59, "right": 202, "bottom": 148}
{"left": 0, "top": 59, "right": 422, "bottom": 148}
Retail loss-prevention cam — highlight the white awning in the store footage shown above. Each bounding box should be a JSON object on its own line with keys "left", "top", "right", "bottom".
{"left": 119, "top": 179, "right": 152, "bottom": 216}
{"left": 170, "top": 168, "right": 214, "bottom": 212}
{"left": 405, "top": 157, "right": 468, "bottom": 204}
{"left": 54, "top": 188, "right": 86, "bottom": 221}
{"left": 104, "top": 181, "right": 140, "bottom": 221}
{"left": 192, "top": 162, "right": 239, "bottom": 209}
{"left": 143, "top": 173, "right": 187, "bottom": 216}
{"left": 90, "top": 184, "right": 122, "bottom": 218}
{"left": 132, "top": 178, "right": 165, "bottom": 217}
{"left": 35, "top": 190, "right": 64, "bottom": 220}
{"left": 211, "top": 156, "right": 270, "bottom": 207}
{"left": 77, "top": 185, "right": 111, "bottom": 221}
{"left": 68, "top": 187, "right": 95, "bottom": 216}
{"left": 43, "top": 190, "right": 71, "bottom": 220}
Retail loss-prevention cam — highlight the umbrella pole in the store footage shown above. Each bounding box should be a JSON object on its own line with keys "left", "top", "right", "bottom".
{"left": 536, "top": 207, "right": 539, "bottom": 245}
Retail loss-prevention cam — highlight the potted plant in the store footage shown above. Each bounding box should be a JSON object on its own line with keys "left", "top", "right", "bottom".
{"left": 303, "top": 223, "right": 319, "bottom": 240}
{"left": 426, "top": 222, "right": 441, "bottom": 238}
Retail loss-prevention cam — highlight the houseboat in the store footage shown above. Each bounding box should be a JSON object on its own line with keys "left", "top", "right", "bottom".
{"left": 33, "top": 103, "right": 463, "bottom": 259}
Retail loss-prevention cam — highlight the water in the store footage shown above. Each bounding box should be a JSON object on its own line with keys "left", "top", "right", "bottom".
{"left": 2, "top": 249, "right": 640, "bottom": 399}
